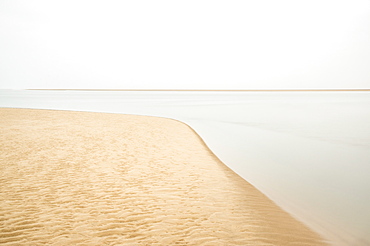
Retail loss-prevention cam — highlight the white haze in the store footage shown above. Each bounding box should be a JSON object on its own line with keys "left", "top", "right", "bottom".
{"left": 1, "top": 0, "right": 370, "bottom": 89}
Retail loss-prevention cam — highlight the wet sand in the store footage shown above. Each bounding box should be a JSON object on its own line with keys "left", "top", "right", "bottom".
{"left": 0, "top": 108, "right": 327, "bottom": 245}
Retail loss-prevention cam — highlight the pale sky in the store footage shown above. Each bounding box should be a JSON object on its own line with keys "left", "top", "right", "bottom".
{"left": 1, "top": 0, "right": 370, "bottom": 89}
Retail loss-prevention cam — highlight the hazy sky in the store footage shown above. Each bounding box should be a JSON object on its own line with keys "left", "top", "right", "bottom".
{"left": 1, "top": 0, "right": 370, "bottom": 89}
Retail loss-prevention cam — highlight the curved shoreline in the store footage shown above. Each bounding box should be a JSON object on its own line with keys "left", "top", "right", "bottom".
{"left": 0, "top": 108, "right": 327, "bottom": 245}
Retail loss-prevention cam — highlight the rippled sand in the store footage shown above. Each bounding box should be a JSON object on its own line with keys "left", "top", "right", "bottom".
{"left": 0, "top": 108, "right": 327, "bottom": 245}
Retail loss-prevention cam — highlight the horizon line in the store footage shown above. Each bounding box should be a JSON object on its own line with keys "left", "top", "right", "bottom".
{"left": 25, "top": 89, "right": 370, "bottom": 92}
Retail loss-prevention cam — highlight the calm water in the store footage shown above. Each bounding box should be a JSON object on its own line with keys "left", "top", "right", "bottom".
{"left": 1, "top": 90, "right": 370, "bottom": 245}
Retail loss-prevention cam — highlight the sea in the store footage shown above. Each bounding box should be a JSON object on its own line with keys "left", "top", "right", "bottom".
{"left": 1, "top": 89, "right": 370, "bottom": 245}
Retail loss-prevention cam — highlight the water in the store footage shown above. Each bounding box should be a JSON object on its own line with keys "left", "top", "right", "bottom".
{"left": 1, "top": 89, "right": 370, "bottom": 245}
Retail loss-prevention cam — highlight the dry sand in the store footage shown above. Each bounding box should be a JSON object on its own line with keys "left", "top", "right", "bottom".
{"left": 0, "top": 108, "right": 327, "bottom": 245}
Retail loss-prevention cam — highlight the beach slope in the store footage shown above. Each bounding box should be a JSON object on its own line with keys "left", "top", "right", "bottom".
{"left": 0, "top": 108, "right": 327, "bottom": 245}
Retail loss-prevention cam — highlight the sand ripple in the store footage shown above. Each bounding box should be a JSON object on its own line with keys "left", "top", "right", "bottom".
{"left": 0, "top": 109, "right": 327, "bottom": 245}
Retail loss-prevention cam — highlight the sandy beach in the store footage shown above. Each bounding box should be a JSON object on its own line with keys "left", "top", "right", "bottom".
{"left": 0, "top": 108, "right": 327, "bottom": 245}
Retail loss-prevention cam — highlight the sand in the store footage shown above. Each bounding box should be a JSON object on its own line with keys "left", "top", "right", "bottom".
{"left": 0, "top": 108, "right": 327, "bottom": 245}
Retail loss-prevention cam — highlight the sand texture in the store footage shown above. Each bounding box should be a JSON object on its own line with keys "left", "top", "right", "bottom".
{"left": 0, "top": 108, "right": 327, "bottom": 245}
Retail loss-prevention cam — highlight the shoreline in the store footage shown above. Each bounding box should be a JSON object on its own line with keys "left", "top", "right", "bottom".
{"left": 0, "top": 108, "right": 328, "bottom": 245}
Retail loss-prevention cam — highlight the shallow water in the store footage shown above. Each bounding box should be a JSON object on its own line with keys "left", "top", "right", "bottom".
{"left": 1, "top": 89, "right": 370, "bottom": 245}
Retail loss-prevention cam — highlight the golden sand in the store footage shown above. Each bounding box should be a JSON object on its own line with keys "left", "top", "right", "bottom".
{"left": 0, "top": 108, "right": 327, "bottom": 245}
